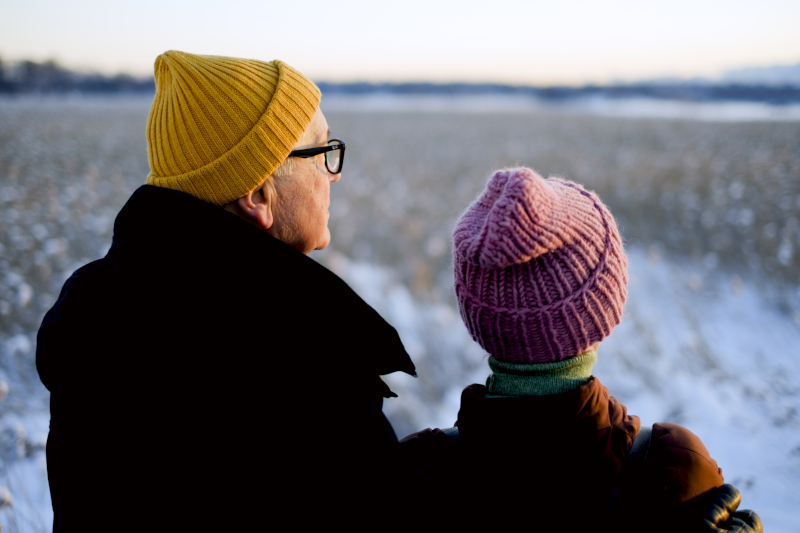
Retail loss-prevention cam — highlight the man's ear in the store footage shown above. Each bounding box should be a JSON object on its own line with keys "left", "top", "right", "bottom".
{"left": 236, "top": 187, "right": 273, "bottom": 230}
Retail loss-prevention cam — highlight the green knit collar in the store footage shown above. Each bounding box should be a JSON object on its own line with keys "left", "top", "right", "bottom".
{"left": 485, "top": 351, "right": 597, "bottom": 397}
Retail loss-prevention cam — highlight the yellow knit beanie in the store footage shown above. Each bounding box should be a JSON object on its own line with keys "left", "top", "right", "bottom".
{"left": 145, "top": 50, "right": 321, "bottom": 206}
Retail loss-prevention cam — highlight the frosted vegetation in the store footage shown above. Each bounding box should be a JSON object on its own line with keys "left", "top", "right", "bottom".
{"left": 0, "top": 96, "right": 798, "bottom": 531}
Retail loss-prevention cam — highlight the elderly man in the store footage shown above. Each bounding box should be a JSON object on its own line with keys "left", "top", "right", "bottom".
{"left": 36, "top": 51, "right": 415, "bottom": 531}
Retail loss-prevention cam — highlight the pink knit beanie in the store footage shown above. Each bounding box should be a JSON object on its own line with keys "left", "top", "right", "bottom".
{"left": 453, "top": 167, "right": 628, "bottom": 363}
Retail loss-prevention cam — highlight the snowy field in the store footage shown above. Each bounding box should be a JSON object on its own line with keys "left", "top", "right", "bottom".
{"left": 0, "top": 95, "right": 799, "bottom": 531}
{"left": 324, "top": 93, "right": 800, "bottom": 122}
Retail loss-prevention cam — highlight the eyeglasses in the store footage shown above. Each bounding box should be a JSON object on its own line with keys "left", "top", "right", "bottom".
{"left": 288, "top": 138, "right": 346, "bottom": 174}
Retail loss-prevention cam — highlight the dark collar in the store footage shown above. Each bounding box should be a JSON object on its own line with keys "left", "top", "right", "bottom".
{"left": 455, "top": 377, "right": 632, "bottom": 436}
{"left": 110, "top": 185, "right": 417, "bottom": 379}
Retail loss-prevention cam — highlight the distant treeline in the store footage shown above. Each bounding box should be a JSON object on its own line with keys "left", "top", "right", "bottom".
{"left": 0, "top": 58, "right": 154, "bottom": 94}
{"left": 2, "top": 58, "right": 799, "bottom": 104}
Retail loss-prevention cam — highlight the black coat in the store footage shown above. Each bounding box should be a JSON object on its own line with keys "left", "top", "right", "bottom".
{"left": 37, "top": 185, "right": 416, "bottom": 531}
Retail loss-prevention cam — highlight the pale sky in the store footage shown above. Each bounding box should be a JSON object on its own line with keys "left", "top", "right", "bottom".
{"left": 1, "top": 0, "right": 799, "bottom": 85}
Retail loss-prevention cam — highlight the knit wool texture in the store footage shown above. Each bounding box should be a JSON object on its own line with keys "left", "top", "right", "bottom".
{"left": 485, "top": 351, "right": 597, "bottom": 396}
{"left": 453, "top": 167, "right": 628, "bottom": 363}
{"left": 146, "top": 50, "right": 321, "bottom": 206}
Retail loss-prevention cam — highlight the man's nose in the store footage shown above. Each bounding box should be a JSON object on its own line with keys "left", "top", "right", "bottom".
{"left": 330, "top": 172, "right": 341, "bottom": 183}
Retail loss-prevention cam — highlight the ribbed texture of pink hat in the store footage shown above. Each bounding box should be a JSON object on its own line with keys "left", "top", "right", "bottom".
{"left": 453, "top": 167, "right": 628, "bottom": 363}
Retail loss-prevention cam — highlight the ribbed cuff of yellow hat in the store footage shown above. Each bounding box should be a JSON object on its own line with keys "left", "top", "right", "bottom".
{"left": 146, "top": 51, "right": 321, "bottom": 206}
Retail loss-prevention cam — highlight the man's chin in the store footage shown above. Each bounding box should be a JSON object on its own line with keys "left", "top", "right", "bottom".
{"left": 315, "top": 231, "right": 331, "bottom": 251}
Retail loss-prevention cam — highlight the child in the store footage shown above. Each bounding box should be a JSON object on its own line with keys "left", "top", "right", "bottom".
{"left": 401, "top": 167, "right": 759, "bottom": 531}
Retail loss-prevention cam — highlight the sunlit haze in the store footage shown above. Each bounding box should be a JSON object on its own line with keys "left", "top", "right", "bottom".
{"left": 1, "top": 0, "right": 799, "bottom": 85}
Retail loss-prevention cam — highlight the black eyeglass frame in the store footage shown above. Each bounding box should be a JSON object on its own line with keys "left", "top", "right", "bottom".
{"left": 288, "top": 139, "right": 346, "bottom": 174}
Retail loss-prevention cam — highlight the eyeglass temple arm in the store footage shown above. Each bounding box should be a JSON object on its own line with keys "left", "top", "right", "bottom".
{"left": 289, "top": 140, "right": 345, "bottom": 158}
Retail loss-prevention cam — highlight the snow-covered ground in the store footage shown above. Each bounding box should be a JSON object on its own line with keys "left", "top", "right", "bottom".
{"left": 0, "top": 245, "right": 798, "bottom": 532}
{"left": 325, "top": 246, "right": 800, "bottom": 532}
{"left": 0, "top": 410, "right": 50, "bottom": 532}
{"left": 0, "top": 95, "right": 798, "bottom": 531}
{"left": 324, "top": 93, "right": 800, "bottom": 122}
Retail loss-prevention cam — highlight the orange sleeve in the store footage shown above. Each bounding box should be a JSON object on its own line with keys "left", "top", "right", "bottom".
{"left": 646, "top": 422, "right": 725, "bottom": 504}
